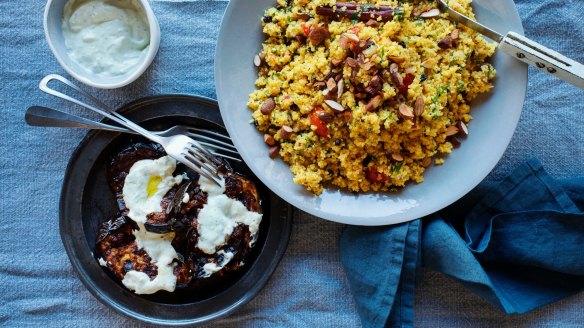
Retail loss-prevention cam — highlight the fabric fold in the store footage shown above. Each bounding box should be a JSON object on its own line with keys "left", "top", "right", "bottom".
{"left": 341, "top": 159, "right": 584, "bottom": 327}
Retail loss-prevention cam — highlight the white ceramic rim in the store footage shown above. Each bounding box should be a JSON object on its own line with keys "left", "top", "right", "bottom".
{"left": 43, "top": 0, "right": 161, "bottom": 89}
{"left": 215, "top": 0, "right": 527, "bottom": 226}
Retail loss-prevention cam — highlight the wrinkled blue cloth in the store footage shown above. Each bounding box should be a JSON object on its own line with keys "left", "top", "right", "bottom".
{"left": 341, "top": 159, "right": 584, "bottom": 327}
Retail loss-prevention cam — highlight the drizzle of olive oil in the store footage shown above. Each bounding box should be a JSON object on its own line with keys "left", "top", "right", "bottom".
{"left": 146, "top": 176, "right": 162, "bottom": 197}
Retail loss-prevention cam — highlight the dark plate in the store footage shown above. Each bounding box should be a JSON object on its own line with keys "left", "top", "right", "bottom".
{"left": 59, "top": 95, "right": 292, "bottom": 325}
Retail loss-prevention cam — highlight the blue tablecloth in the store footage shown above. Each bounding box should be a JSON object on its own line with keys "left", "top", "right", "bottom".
{"left": 1, "top": 0, "right": 583, "bottom": 326}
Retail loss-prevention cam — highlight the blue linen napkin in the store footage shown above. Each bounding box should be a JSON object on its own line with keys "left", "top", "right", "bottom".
{"left": 340, "top": 158, "right": 584, "bottom": 328}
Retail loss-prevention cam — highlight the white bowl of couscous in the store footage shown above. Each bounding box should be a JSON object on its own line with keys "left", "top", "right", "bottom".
{"left": 215, "top": 0, "right": 527, "bottom": 226}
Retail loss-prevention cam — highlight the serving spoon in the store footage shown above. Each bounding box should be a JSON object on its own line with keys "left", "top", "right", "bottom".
{"left": 437, "top": 0, "right": 584, "bottom": 89}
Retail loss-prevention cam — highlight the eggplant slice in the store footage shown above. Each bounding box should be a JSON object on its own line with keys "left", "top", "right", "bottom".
{"left": 96, "top": 215, "right": 192, "bottom": 286}
{"left": 96, "top": 141, "right": 262, "bottom": 293}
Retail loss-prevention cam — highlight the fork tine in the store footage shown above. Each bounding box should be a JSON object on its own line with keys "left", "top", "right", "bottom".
{"left": 195, "top": 140, "right": 240, "bottom": 156}
{"left": 187, "top": 133, "right": 238, "bottom": 152}
{"left": 181, "top": 153, "right": 222, "bottom": 185}
{"left": 188, "top": 128, "right": 232, "bottom": 142}
{"left": 209, "top": 151, "right": 242, "bottom": 162}
{"left": 185, "top": 147, "right": 219, "bottom": 173}
{"left": 187, "top": 140, "right": 222, "bottom": 166}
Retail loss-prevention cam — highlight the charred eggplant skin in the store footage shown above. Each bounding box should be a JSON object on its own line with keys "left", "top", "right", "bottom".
{"left": 96, "top": 141, "right": 262, "bottom": 292}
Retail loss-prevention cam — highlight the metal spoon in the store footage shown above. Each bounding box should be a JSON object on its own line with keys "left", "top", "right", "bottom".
{"left": 25, "top": 105, "right": 241, "bottom": 161}
{"left": 437, "top": 0, "right": 584, "bottom": 89}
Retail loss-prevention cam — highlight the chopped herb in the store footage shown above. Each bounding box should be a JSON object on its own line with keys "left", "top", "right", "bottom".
{"left": 420, "top": 73, "right": 427, "bottom": 82}
{"left": 393, "top": 162, "right": 403, "bottom": 173}
{"left": 394, "top": 8, "right": 405, "bottom": 21}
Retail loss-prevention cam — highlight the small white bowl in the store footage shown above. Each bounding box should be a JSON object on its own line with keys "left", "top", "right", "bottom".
{"left": 43, "top": 0, "right": 160, "bottom": 89}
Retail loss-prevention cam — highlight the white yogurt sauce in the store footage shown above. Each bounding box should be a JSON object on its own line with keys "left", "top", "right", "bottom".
{"left": 114, "top": 156, "right": 262, "bottom": 294}
{"left": 201, "top": 250, "right": 235, "bottom": 278}
{"left": 123, "top": 156, "right": 183, "bottom": 224}
{"left": 196, "top": 176, "right": 263, "bottom": 255}
{"left": 121, "top": 156, "right": 182, "bottom": 295}
{"left": 62, "top": 0, "right": 150, "bottom": 77}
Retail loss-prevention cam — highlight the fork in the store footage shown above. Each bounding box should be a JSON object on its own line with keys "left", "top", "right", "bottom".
{"left": 25, "top": 105, "right": 241, "bottom": 162}
{"left": 437, "top": 0, "right": 584, "bottom": 89}
{"left": 39, "top": 74, "right": 223, "bottom": 186}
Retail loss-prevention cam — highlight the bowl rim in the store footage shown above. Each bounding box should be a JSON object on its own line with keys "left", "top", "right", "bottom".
{"left": 43, "top": 0, "right": 161, "bottom": 89}
{"left": 59, "top": 94, "right": 293, "bottom": 325}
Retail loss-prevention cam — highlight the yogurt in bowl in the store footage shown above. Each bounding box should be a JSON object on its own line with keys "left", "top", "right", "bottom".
{"left": 44, "top": 0, "right": 160, "bottom": 89}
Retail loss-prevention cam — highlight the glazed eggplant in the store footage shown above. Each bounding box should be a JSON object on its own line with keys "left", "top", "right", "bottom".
{"left": 95, "top": 140, "right": 262, "bottom": 294}
{"left": 95, "top": 215, "right": 192, "bottom": 286}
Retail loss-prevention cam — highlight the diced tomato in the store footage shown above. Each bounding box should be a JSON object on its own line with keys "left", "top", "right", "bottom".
{"left": 348, "top": 25, "right": 360, "bottom": 35}
{"left": 399, "top": 73, "right": 415, "bottom": 94}
{"left": 310, "top": 109, "right": 329, "bottom": 138}
{"left": 365, "top": 166, "right": 388, "bottom": 184}
{"left": 301, "top": 23, "right": 311, "bottom": 36}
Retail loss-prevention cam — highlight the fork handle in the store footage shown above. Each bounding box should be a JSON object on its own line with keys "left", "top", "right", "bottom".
{"left": 38, "top": 74, "right": 163, "bottom": 143}
{"left": 499, "top": 32, "right": 584, "bottom": 90}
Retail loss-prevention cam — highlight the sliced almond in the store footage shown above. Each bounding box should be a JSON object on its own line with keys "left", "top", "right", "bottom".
{"left": 322, "top": 89, "right": 330, "bottom": 96}
{"left": 457, "top": 121, "right": 469, "bottom": 136}
{"left": 317, "top": 110, "right": 334, "bottom": 123}
{"left": 264, "top": 134, "right": 276, "bottom": 146}
{"left": 326, "top": 77, "right": 337, "bottom": 91}
{"left": 342, "top": 32, "right": 360, "bottom": 42}
{"left": 391, "top": 70, "right": 403, "bottom": 87}
{"left": 357, "top": 53, "right": 366, "bottom": 66}
{"left": 389, "top": 63, "right": 399, "bottom": 73}
{"left": 313, "top": 81, "right": 326, "bottom": 89}
{"left": 422, "top": 157, "right": 432, "bottom": 168}
{"left": 268, "top": 146, "right": 280, "bottom": 159}
{"left": 365, "top": 19, "right": 378, "bottom": 27}
{"left": 388, "top": 56, "right": 406, "bottom": 64}
{"left": 345, "top": 57, "right": 358, "bottom": 68}
{"left": 420, "top": 8, "right": 440, "bottom": 18}
{"left": 398, "top": 103, "right": 414, "bottom": 120}
{"left": 363, "top": 44, "right": 379, "bottom": 57}
{"left": 451, "top": 29, "right": 460, "bottom": 40}
{"left": 445, "top": 125, "right": 459, "bottom": 136}
{"left": 361, "top": 61, "right": 376, "bottom": 71}
{"left": 339, "top": 35, "right": 351, "bottom": 50}
{"left": 332, "top": 58, "right": 343, "bottom": 66}
{"left": 365, "top": 95, "right": 384, "bottom": 112}
{"left": 438, "top": 35, "right": 453, "bottom": 49}
{"left": 414, "top": 97, "right": 425, "bottom": 117}
{"left": 280, "top": 125, "right": 293, "bottom": 139}
{"left": 392, "top": 153, "right": 404, "bottom": 162}
{"left": 422, "top": 58, "right": 437, "bottom": 69}
{"left": 337, "top": 79, "right": 344, "bottom": 99}
{"left": 405, "top": 66, "right": 416, "bottom": 74}
{"left": 412, "top": 8, "right": 423, "bottom": 17}
{"left": 260, "top": 98, "right": 275, "bottom": 115}
{"left": 253, "top": 55, "right": 261, "bottom": 67}
{"left": 324, "top": 99, "right": 345, "bottom": 112}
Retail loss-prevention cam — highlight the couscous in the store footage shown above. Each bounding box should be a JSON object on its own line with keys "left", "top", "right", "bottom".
{"left": 248, "top": 0, "right": 496, "bottom": 194}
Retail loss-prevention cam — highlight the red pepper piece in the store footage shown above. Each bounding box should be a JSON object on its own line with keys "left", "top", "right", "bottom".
{"left": 311, "top": 109, "right": 329, "bottom": 138}
{"left": 301, "top": 23, "right": 311, "bottom": 37}
{"left": 365, "top": 166, "right": 388, "bottom": 183}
